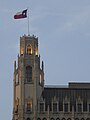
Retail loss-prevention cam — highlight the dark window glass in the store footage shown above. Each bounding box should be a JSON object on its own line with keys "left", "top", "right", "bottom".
{"left": 50, "top": 118, "right": 55, "bottom": 120}
{"left": 67, "top": 118, "right": 71, "bottom": 120}
{"left": 53, "top": 103, "right": 57, "bottom": 112}
{"left": 75, "top": 118, "right": 79, "bottom": 120}
{"left": 78, "top": 103, "right": 82, "bottom": 112}
{"left": 59, "top": 102, "right": 63, "bottom": 111}
{"left": 43, "top": 118, "right": 47, "bottom": 120}
{"left": 27, "top": 118, "right": 31, "bottom": 120}
{"left": 64, "top": 103, "right": 68, "bottom": 112}
{"left": 86, "top": 118, "right": 90, "bottom": 120}
{"left": 74, "top": 103, "right": 76, "bottom": 112}
{"left": 26, "top": 66, "right": 32, "bottom": 82}
{"left": 37, "top": 118, "right": 41, "bottom": 120}
{"left": 40, "top": 103, "right": 44, "bottom": 112}
{"left": 83, "top": 101, "right": 87, "bottom": 112}
{"left": 81, "top": 118, "right": 85, "bottom": 120}
{"left": 62, "top": 118, "right": 66, "bottom": 120}
{"left": 56, "top": 118, "right": 60, "bottom": 120}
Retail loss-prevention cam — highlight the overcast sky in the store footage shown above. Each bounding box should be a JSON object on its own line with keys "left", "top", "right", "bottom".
{"left": 1, "top": 0, "right": 90, "bottom": 119}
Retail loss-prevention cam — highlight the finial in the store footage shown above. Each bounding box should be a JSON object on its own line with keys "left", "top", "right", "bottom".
{"left": 42, "top": 61, "right": 44, "bottom": 71}
{"left": 14, "top": 61, "right": 16, "bottom": 72}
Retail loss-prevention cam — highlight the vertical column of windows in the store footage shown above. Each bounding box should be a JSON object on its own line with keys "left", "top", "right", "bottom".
{"left": 40, "top": 103, "right": 44, "bottom": 112}
{"left": 26, "top": 66, "right": 32, "bottom": 82}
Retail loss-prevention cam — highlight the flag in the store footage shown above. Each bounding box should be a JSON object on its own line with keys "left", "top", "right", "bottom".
{"left": 14, "top": 9, "right": 27, "bottom": 19}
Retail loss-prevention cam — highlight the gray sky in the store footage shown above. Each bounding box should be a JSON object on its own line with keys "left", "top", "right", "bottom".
{"left": 1, "top": 0, "right": 90, "bottom": 119}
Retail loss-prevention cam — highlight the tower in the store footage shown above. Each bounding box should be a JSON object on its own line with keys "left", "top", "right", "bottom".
{"left": 13, "top": 35, "right": 44, "bottom": 120}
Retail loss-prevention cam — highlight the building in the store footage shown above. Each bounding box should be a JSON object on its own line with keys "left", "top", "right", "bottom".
{"left": 12, "top": 35, "right": 90, "bottom": 120}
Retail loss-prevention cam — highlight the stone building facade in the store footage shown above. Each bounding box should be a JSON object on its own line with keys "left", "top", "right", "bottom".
{"left": 12, "top": 35, "right": 90, "bottom": 120}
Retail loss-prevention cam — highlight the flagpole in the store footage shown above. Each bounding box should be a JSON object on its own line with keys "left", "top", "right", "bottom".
{"left": 27, "top": 8, "right": 30, "bottom": 36}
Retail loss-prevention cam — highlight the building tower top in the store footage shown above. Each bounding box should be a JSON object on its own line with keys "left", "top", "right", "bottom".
{"left": 20, "top": 34, "right": 38, "bottom": 56}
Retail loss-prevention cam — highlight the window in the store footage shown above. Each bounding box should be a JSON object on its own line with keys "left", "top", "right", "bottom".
{"left": 42, "top": 118, "right": 47, "bottom": 120}
{"left": 62, "top": 118, "right": 66, "bottom": 120}
{"left": 83, "top": 101, "right": 87, "bottom": 112}
{"left": 53, "top": 103, "right": 57, "bottom": 112}
{"left": 26, "top": 100, "right": 32, "bottom": 112}
{"left": 86, "top": 118, "right": 90, "bottom": 120}
{"left": 67, "top": 118, "right": 71, "bottom": 120}
{"left": 59, "top": 102, "right": 63, "bottom": 111}
{"left": 26, "top": 66, "right": 32, "bottom": 82}
{"left": 78, "top": 103, "right": 82, "bottom": 112}
{"left": 37, "top": 118, "right": 41, "bottom": 120}
{"left": 35, "top": 48, "right": 38, "bottom": 55}
{"left": 40, "top": 103, "right": 44, "bottom": 112}
{"left": 81, "top": 118, "right": 85, "bottom": 120}
{"left": 75, "top": 118, "right": 79, "bottom": 120}
{"left": 56, "top": 118, "right": 60, "bottom": 120}
{"left": 27, "top": 102, "right": 32, "bottom": 112}
{"left": 27, "top": 118, "right": 31, "bottom": 120}
{"left": 26, "top": 45, "right": 32, "bottom": 55}
{"left": 50, "top": 118, "right": 55, "bottom": 120}
{"left": 64, "top": 103, "right": 68, "bottom": 112}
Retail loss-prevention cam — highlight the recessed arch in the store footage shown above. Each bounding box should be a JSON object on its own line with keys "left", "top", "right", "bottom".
{"left": 56, "top": 118, "right": 60, "bottom": 120}
{"left": 75, "top": 118, "right": 79, "bottom": 120}
{"left": 67, "top": 118, "right": 71, "bottom": 120}
{"left": 50, "top": 118, "right": 55, "bottom": 120}
{"left": 27, "top": 118, "right": 31, "bottom": 120}
{"left": 37, "top": 118, "right": 41, "bottom": 120}
{"left": 62, "top": 118, "right": 66, "bottom": 120}
{"left": 81, "top": 118, "right": 85, "bottom": 120}
{"left": 86, "top": 118, "right": 90, "bottom": 120}
{"left": 42, "top": 118, "right": 47, "bottom": 120}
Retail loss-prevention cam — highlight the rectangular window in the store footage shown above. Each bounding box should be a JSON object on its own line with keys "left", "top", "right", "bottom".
{"left": 26, "top": 66, "right": 32, "bottom": 82}
{"left": 64, "top": 103, "right": 68, "bottom": 112}
{"left": 27, "top": 101, "right": 32, "bottom": 112}
{"left": 40, "top": 103, "right": 44, "bottom": 112}
{"left": 78, "top": 103, "right": 82, "bottom": 112}
{"left": 83, "top": 101, "right": 87, "bottom": 112}
{"left": 53, "top": 103, "right": 57, "bottom": 112}
{"left": 59, "top": 102, "right": 63, "bottom": 111}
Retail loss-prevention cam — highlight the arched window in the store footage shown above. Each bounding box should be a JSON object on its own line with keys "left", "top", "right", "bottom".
{"left": 42, "top": 118, "right": 47, "bottom": 120}
{"left": 75, "top": 118, "right": 79, "bottom": 120}
{"left": 56, "top": 118, "right": 60, "bottom": 120}
{"left": 26, "top": 45, "right": 32, "bottom": 55}
{"left": 86, "top": 118, "right": 90, "bottom": 120}
{"left": 67, "top": 118, "right": 71, "bottom": 120}
{"left": 26, "top": 66, "right": 32, "bottom": 82}
{"left": 27, "top": 118, "right": 31, "bottom": 120}
{"left": 81, "top": 118, "right": 85, "bottom": 120}
{"left": 35, "top": 48, "right": 38, "bottom": 55}
{"left": 62, "top": 118, "right": 66, "bottom": 120}
{"left": 37, "top": 118, "right": 41, "bottom": 120}
{"left": 50, "top": 118, "right": 55, "bottom": 120}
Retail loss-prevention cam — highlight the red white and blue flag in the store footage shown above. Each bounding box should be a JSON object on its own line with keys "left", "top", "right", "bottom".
{"left": 14, "top": 9, "right": 27, "bottom": 19}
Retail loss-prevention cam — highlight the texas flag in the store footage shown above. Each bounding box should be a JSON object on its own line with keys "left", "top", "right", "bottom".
{"left": 14, "top": 9, "right": 27, "bottom": 19}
